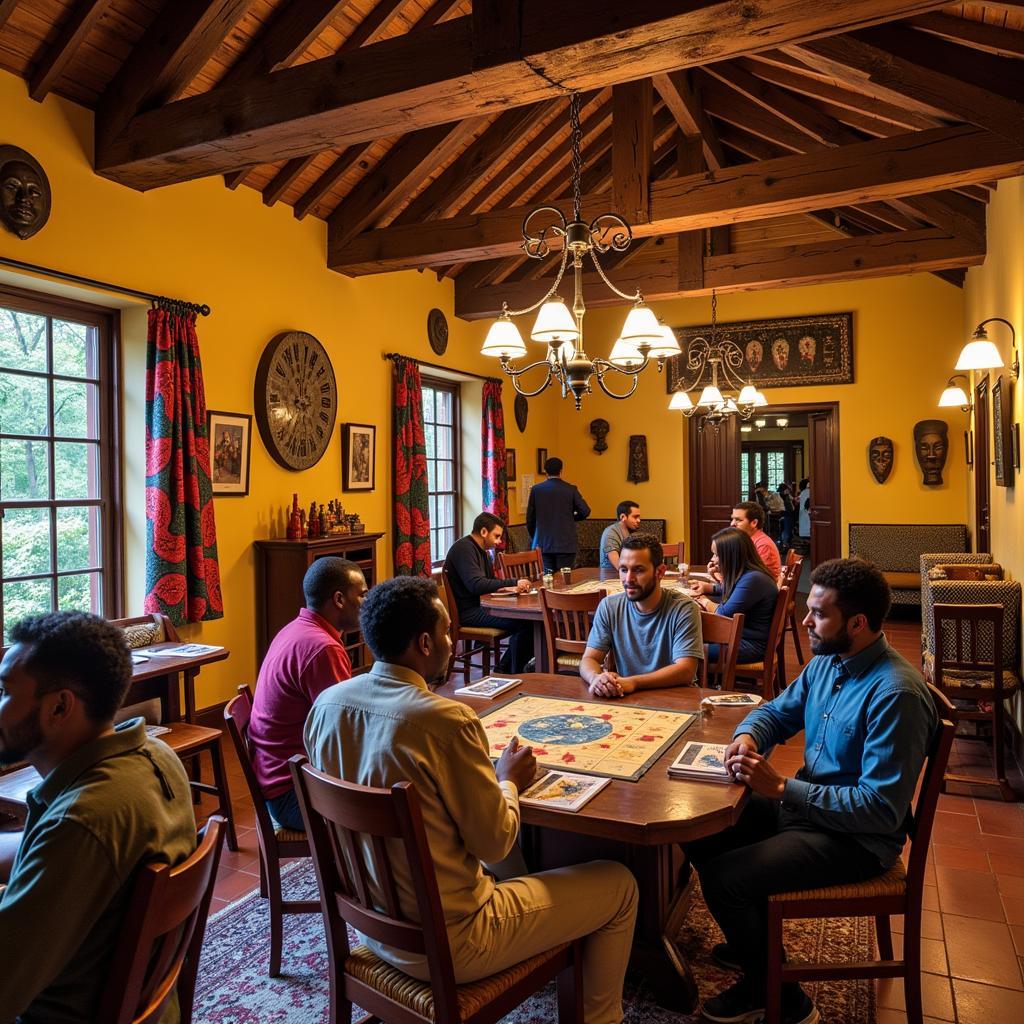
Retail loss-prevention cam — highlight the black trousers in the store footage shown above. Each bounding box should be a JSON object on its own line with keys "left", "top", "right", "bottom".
{"left": 684, "top": 794, "right": 882, "bottom": 996}
{"left": 459, "top": 606, "right": 534, "bottom": 673}
{"left": 542, "top": 552, "right": 576, "bottom": 572}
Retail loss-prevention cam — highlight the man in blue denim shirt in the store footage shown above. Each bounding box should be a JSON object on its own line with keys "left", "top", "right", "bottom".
{"left": 686, "top": 558, "right": 936, "bottom": 1024}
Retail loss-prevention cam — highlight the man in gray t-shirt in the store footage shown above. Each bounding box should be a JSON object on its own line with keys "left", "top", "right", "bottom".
{"left": 599, "top": 500, "right": 642, "bottom": 570}
{"left": 581, "top": 533, "right": 703, "bottom": 698}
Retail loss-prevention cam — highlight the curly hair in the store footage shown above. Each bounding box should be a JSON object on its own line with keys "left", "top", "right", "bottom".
{"left": 359, "top": 576, "right": 443, "bottom": 662}
{"left": 9, "top": 611, "right": 132, "bottom": 721}
{"left": 620, "top": 532, "right": 663, "bottom": 567}
{"left": 810, "top": 557, "right": 891, "bottom": 632}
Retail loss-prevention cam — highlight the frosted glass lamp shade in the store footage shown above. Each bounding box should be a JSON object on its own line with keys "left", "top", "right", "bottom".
{"left": 481, "top": 317, "right": 526, "bottom": 358}
{"left": 955, "top": 339, "right": 1003, "bottom": 371}
{"left": 619, "top": 304, "right": 662, "bottom": 345}
{"left": 722, "top": 398, "right": 739, "bottom": 413}
{"left": 776, "top": 417, "right": 789, "bottom": 428}
{"left": 753, "top": 391, "right": 768, "bottom": 407}
{"left": 737, "top": 385, "right": 759, "bottom": 406}
{"left": 648, "top": 323, "right": 682, "bottom": 358}
{"left": 754, "top": 418, "right": 767, "bottom": 428}
{"left": 609, "top": 337, "right": 644, "bottom": 368}
{"left": 939, "top": 385, "right": 970, "bottom": 408}
{"left": 531, "top": 299, "right": 579, "bottom": 344}
{"left": 741, "top": 425, "right": 753, "bottom": 433}
{"left": 669, "top": 390, "right": 694, "bottom": 410}
{"left": 697, "top": 384, "right": 725, "bottom": 407}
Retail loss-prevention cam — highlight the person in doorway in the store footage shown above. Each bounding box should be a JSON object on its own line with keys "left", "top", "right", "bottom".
{"left": 526, "top": 457, "right": 590, "bottom": 572}
{"left": 797, "top": 478, "right": 811, "bottom": 539}
{"left": 599, "top": 500, "right": 642, "bottom": 570}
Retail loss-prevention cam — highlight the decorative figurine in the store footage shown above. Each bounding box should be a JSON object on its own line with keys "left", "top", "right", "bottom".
{"left": 913, "top": 420, "right": 949, "bottom": 486}
{"left": 590, "top": 417, "right": 610, "bottom": 455}
{"left": 287, "top": 493, "right": 303, "bottom": 539}
{"left": 868, "top": 436, "right": 894, "bottom": 484}
{"left": 0, "top": 145, "right": 51, "bottom": 240}
{"left": 627, "top": 435, "right": 649, "bottom": 484}
{"left": 308, "top": 500, "right": 319, "bottom": 537}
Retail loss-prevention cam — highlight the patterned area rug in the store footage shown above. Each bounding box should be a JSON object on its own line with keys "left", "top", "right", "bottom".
{"left": 194, "top": 863, "right": 876, "bottom": 1023}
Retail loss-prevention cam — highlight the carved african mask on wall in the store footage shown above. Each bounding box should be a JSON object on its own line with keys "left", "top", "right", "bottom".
{"left": 913, "top": 419, "right": 949, "bottom": 486}
{"left": 590, "top": 417, "right": 609, "bottom": 455}
{"left": 868, "top": 436, "right": 894, "bottom": 484}
{"left": 0, "top": 146, "right": 51, "bottom": 240}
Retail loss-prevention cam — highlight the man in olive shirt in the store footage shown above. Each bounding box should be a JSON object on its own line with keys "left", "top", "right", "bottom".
{"left": 305, "top": 577, "right": 638, "bottom": 1024}
{"left": 0, "top": 612, "right": 196, "bottom": 1024}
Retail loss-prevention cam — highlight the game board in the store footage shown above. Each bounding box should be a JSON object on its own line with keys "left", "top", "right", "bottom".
{"left": 478, "top": 694, "right": 695, "bottom": 781}
{"left": 565, "top": 573, "right": 711, "bottom": 597}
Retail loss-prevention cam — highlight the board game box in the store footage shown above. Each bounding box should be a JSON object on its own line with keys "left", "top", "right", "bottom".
{"left": 478, "top": 693, "right": 695, "bottom": 781}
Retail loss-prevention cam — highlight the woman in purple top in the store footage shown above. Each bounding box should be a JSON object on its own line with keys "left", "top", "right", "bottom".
{"left": 692, "top": 528, "right": 778, "bottom": 664}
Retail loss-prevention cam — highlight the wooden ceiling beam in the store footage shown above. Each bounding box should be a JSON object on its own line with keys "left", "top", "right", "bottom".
{"left": 293, "top": 145, "right": 372, "bottom": 219}
{"left": 330, "top": 124, "right": 1023, "bottom": 274}
{"left": 652, "top": 70, "right": 725, "bottom": 170}
{"left": 328, "top": 118, "right": 484, "bottom": 250}
{"left": 96, "top": 0, "right": 252, "bottom": 147}
{"left": 28, "top": 0, "right": 113, "bottom": 102}
{"left": 223, "top": 167, "right": 254, "bottom": 189}
{"left": 0, "top": 0, "right": 18, "bottom": 33}
{"left": 908, "top": 12, "right": 1024, "bottom": 59}
{"left": 612, "top": 79, "right": 653, "bottom": 226}
{"left": 262, "top": 155, "right": 318, "bottom": 206}
{"left": 676, "top": 135, "right": 704, "bottom": 292}
{"left": 96, "top": 0, "right": 953, "bottom": 189}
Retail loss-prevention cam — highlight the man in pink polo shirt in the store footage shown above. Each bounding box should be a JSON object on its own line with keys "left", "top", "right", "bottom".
{"left": 249, "top": 557, "right": 368, "bottom": 829}
{"left": 730, "top": 500, "right": 782, "bottom": 579}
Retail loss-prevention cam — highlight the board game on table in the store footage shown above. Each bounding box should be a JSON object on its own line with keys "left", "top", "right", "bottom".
{"left": 478, "top": 693, "right": 695, "bottom": 781}
{"left": 565, "top": 573, "right": 710, "bottom": 597}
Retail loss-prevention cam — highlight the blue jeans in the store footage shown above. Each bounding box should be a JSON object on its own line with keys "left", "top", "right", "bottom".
{"left": 266, "top": 787, "right": 304, "bottom": 831}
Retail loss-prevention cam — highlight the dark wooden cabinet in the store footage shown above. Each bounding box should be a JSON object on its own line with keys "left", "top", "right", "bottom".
{"left": 254, "top": 533, "right": 383, "bottom": 670}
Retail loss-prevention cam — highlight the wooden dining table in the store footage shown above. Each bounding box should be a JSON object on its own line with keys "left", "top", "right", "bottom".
{"left": 439, "top": 670, "right": 758, "bottom": 1012}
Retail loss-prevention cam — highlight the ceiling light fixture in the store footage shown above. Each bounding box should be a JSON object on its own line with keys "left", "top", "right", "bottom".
{"left": 776, "top": 417, "right": 789, "bottom": 428}
{"left": 480, "top": 93, "right": 676, "bottom": 409}
{"left": 956, "top": 317, "right": 1019, "bottom": 378}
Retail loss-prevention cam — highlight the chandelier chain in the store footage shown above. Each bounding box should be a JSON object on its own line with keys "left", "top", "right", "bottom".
{"left": 570, "top": 93, "right": 582, "bottom": 223}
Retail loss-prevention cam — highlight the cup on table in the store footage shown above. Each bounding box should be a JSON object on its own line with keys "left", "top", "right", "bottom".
{"left": 560, "top": 567, "right": 572, "bottom": 584}
{"left": 542, "top": 572, "right": 554, "bottom": 588}
{"left": 680, "top": 562, "right": 690, "bottom": 584}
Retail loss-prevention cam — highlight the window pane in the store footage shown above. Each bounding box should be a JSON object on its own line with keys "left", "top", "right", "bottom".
{"left": 436, "top": 460, "right": 452, "bottom": 491}
{"left": 2, "top": 506, "right": 51, "bottom": 577}
{"left": 57, "top": 506, "right": 100, "bottom": 572}
{"left": 53, "top": 442, "right": 100, "bottom": 499}
{"left": 0, "top": 307, "right": 47, "bottom": 373}
{"left": 436, "top": 389, "right": 452, "bottom": 425}
{"left": 442, "top": 527, "right": 454, "bottom": 555}
{"left": 57, "top": 572, "right": 102, "bottom": 614}
{"left": 436, "top": 426, "right": 451, "bottom": 460}
{"left": 0, "top": 371, "right": 49, "bottom": 435}
{"left": 428, "top": 494, "right": 437, "bottom": 525}
{"left": 427, "top": 459, "right": 436, "bottom": 491}
{"left": 53, "top": 380, "right": 99, "bottom": 439}
{"left": 424, "top": 421, "right": 435, "bottom": 456}
{"left": 422, "top": 388, "right": 436, "bottom": 423}
{"left": 4, "top": 578, "right": 51, "bottom": 641}
{"left": 1, "top": 438, "right": 50, "bottom": 500}
{"left": 438, "top": 494, "right": 453, "bottom": 529}
{"left": 52, "top": 320, "right": 97, "bottom": 380}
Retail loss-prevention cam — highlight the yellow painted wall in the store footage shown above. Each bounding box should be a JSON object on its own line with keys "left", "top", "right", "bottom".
{"left": 554, "top": 275, "right": 969, "bottom": 554}
{"left": 0, "top": 71, "right": 560, "bottom": 709}
{"left": 963, "top": 177, "right": 1023, "bottom": 727}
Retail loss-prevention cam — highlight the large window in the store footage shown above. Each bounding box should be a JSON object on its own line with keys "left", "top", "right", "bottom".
{"left": 421, "top": 377, "right": 460, "bottom": 565}
{"left": 0, "top": 287, "right": 121, "bottom": 642}
{"left": 740, "top": 442, "right": 803, "bottom": 497}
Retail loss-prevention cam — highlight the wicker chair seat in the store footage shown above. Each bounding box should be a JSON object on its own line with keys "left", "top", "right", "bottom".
{"left": 769, "top": 858, "right": 906, "bottom": 903}
{"left": 939, "top": 667, "right": 1021, "bottom": 693}
{"left": 121, "top": 622, "right": 161, "bottom": 649}
{"left": 556, "top": 654, "right": 583, "bottom": 668}
{"left": 273, "top": 826, "right": 307, "bottom": 843}
{"left": 345, "top": 941, "right": 570, "bottom": 1020}
{"left": 459, "top": 626, "right": 508, "bottom": 639}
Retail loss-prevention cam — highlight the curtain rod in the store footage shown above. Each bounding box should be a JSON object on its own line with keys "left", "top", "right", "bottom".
{"left": 0, "top": 256, "right": 211, "bottom": 316}
{"left": 382, "top": 352, "right": 500, "bottom": 384}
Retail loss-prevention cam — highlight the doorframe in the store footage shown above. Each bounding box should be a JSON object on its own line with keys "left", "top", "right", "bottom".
{"left": 974, "top": 376, "right": 991, "bottom": 553}
{"left": 688, "top": 401, "right": 841, "bottom": 567}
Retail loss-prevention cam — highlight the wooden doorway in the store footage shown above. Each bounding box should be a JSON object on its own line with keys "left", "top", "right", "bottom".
{"left": 688, "top": 402, "right": 841, "bottom": 569}
{"left": 974, "top": 377, "right": 991, "bottom": 553}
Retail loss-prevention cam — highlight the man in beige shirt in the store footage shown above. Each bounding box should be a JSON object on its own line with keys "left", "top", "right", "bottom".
{"left": 305, "top": 576, "right": 638, "bottom": 1024}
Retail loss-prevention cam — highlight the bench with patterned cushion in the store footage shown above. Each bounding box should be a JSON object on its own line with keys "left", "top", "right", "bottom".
{"left": 848, "top": 523, "right": 969, "bottom": 606}
{"left": 507, "top": 518, "right": 667, "bottom": 567}
{"left": 919, "top": 553, "right": 995, "bottom": 654}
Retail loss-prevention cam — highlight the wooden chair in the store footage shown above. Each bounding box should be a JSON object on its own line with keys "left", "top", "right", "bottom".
{"left": 96, "top": 816, "right": 227, "bottom": 1024}
{"left": 439, "top": 570, "right": 508, "bottom": 683}
{"left": 224, "top": 686, "right": 319, "bottom": 975}
{"left": 539, "top": 587, "right": 606, "bottom": 676}
{"left": 780, "top": 555, "right": 806, "bottom": 670}
{"left": 764, "top": 689, "right": 956, "bottom": 1024}
{"left": 732, "top": 585, "right": 791, "bottom": 700}
{"left": 495, "top": 547, "right": 545, "bottom": 582}
{"left": 662, "top": 541, "right": 686, "bottom": 569}
{"left": 698, "top": 610, "right": 745, "bottom": 693}
{"left": 932, "top": 603, "right": 1019, "bottom": 801}
{"left": 289, "top": 756, "right": 584, "bottom": 1024}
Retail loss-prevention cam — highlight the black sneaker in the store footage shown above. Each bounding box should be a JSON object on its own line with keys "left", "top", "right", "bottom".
{"left": 700, "top": 977, "right": 764, "bottom": 1023}
{"left": 781, "top": 987, "right": 819, "bottom": 1024}
{"left": 711, "top": 942, "right": 742, "bottom": 971}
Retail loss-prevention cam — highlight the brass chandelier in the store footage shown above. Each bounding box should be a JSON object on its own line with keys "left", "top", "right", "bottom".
{"left": 480, "top": 93, "right": 679, "bottom": 410}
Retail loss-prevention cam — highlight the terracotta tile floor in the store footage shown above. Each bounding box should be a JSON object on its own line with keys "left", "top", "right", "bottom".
{"left": 195, "top": 603, "right": 1024, "bottom": 1021}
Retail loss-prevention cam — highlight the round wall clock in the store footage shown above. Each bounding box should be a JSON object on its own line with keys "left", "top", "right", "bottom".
{"left": 427, "top": 308, "right": 449, "bottom": 355}
{"left": 254, "top": 330, "right": 338, "bottom": 471}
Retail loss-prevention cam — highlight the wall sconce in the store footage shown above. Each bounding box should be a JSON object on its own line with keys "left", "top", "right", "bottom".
{"left": 938, "top": 373, "right": 974, "bottom": 413}
{"left": 775, "top": 417, "right": 789, "bottom": 428}
{"left": 957, "top": 318, "right": 1019, "bottom": 379}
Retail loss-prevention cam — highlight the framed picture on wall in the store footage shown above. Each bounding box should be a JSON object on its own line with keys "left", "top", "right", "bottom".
{"left": 505, "top": 448, "right": 517, "bottom": 484}
{"left": 207, "top": 410, "right": 252, "bottom": 496}
{"left": 343, "top": 423, "right": 376, "bottom": 491}
{"left": 992, "top": 375, "right": 1013, "bottom": 487}
{"left": 1013, "top": 423, "right": 1021, "bottom": 472}
{"left": 537, "top": 447, "right": 548, "bottom": 473}
{"left": 964, "top": 430, "right": 974, "bottom": 468}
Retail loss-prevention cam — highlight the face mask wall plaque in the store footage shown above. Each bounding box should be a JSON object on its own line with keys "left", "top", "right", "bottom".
{"left": 0, "top": 146, "right": 51, "bottom": 240}
{"left": 913, "top": 419, "right": 949, "bottom": 486}
{"left": 868, "top": 436, "right": 894, "bottom": 484}
{"left": 590, "top": 417, "right": 609, "bottom": 455}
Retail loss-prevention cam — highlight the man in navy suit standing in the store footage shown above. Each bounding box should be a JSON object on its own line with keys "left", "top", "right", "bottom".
{"left": 526, "top": 457, "right": 591, "bottom": 572}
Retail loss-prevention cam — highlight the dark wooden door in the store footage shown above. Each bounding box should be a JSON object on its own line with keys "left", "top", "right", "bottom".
{"left": 974, "top": 378, "right": 991, "bottom": 553}
{"left": 688, "top": 416, "right": 740, "bottom": 564}
{"left": 808, "top": 409, "right": 841, "bottom": 566}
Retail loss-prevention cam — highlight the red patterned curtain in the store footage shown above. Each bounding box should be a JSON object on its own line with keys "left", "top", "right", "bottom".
{"left": 144, "top": 304, "right": 223, "bottom": 624}
{"left": 482, "top": 379, "right": 509, "bottom": 525}
{"left": 392, "top": 357, "right": 431, "bottom": 576}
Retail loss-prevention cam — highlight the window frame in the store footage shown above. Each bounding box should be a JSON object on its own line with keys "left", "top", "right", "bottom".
{"left": 0, "top": 283, "right": 124, "bottom": 640}
{"left": 420, "top": 375, "right": 461, "bottom": 568}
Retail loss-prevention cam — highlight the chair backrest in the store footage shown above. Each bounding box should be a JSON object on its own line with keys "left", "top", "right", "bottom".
{"left": 539, "top": 587, "right": 605, "bottom": 669}
{"left": 932, "top": 602, "right": 1004, "bottom": 682}
{"left": 438, "top": 569, "right": 465, "bottom": 636}
{"left": 495, "top": 547, "right": 545, "bottom": 581}
{"left": 224, "top": 685, "right": 283, "bottom": 848}
{"left": 925, "top": 580, "right": 1021, "bottom": 666}
{"left": 699, "top": 610, "right": 744, "bottom": 691}
{"left": 289, "top": 756, "right": 461, "bottom": 1020}
{"left": 904, "top": 687, "right": 956, "bottom": 907}
{"left": 737, "top": 585, "right": 791, "bottom": 697}
{"left": 781, "top": 556, "right": 803, "bottom": 614}
{"left": 662, "top": 541, "right": 686, "bottom": 568}
{"left": 938, "top": 564, "right": 1003, "bottom": 581}
{"left": 97, "top": 817, "right": 226, "bottom": 1024}
{"left": 785, "top": 548, "right": 797, "bottom": 568}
